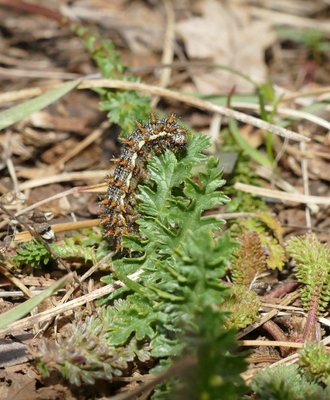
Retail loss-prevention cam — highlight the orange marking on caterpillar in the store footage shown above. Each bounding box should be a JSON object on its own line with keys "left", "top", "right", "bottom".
{"left": 101, "top": 114, "right": 188, "bottom": 252}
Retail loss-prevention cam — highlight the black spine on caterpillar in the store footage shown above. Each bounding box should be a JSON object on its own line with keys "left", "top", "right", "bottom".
{"left": 100, "top": 114, "right": 188, "bottom": 251}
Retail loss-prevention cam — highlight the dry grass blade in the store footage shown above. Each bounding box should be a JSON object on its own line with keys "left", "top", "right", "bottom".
{"left": 0, "top": 271, "right": 142, "bottom": 337}
{"left": 18, "top": 170, "right": 108, "bottom": 190}
{"left": 151, "top": 0, "right": 175, "bottom": 108}
{"left": 79, "top": 79, "right": 309, "bottom": 142}
{"left": 238, "top": 340, "right": 304, "bottom": 349}
{"left": 14, "top": 219, "right": 101, "bottom": 243}
{"left": 234, "top": 182, "right": 330, "bottom": 205}
{"left": 251, "top": 7, "right": 330, "bottom": 34}
{"left": 0, "top": 87, "right": 46, "bottom": 104}
{"left": 231, "top": 101, "right": 330, "bottom": 131}
{"left": 0, "top": 263, "right": 34, "bottom": 298}
{"left": 0, "top": 80, "right": 79, "bottom": 130}
{"left": 0, "top": 273, "right": 73, "bottom": 330}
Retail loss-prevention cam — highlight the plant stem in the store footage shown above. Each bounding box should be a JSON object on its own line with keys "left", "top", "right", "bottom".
{"left": 302, "top": 292, "right": 320, "bottom": 342}
{"left": 262, "top": 320, "right": 291, "bottom": 356}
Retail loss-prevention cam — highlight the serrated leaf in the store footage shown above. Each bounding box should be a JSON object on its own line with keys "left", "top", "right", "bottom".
{"left": 106, "top": 298, "right": 162, "bottom": 345}
{"left": 52, "top": 241, "right": 97, "bottom": 264}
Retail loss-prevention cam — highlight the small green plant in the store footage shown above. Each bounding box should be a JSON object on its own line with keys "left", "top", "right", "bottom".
{"left": 221, "top": 230, "right": 266, "bottom": 330}
{"left": 13, "top": 239, "right": 51, "bottom": 268}
{"left": 287, "top": 234, "right": 330, "bottom": 313}
{"left": 236, "top": 213, "right": 286, "bottom": 271}
{"left": 36, "top": 312, "right": 150, "bottom": 386}
{"left": 13, "top": 236, "right": 98, "bottom": 269}
{"left": 287, "top": 233, "right": 330, "bottom": 341}
{"left": 220, "top": 284, "right": 260, "bottom": 330}
{"left": 222, "top": 212, "right": 285, "bottom": 330}
{"left": 227, "top": 213, "right": 285, "bottom": 288}
{"left": 37, "top": 134, "right": 246, "bottom": 398}
{"left": 226, "top": 80, "right": 281, "bottom": 167}
{"left": 169, "top": 307, "right": 247, "bottom": 399}
{"left": 251, "top": 364, "right": 330, "bottom": 400}
{"left": 299, "top": 342, "right": 330, "bottom": 386}
{"left": 276, "top": 27, "right": 330, "bottom": 59}
{"left": 251, "top": 343, "right": 330, "bottom": 399}
{"left": 256, "top": 81, "right": 282, "bottom": 163}
{"left": 221, "top": 129, "right": 268, "bottom": 213}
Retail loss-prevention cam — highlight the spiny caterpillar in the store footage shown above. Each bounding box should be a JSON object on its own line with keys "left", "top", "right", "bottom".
{"left": 101, "top": 114, "right": 188, "bottom": 251}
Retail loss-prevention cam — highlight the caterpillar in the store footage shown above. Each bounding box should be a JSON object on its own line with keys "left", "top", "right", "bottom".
{"left": 101, "top": 114, "right": 188, "bottom": 251}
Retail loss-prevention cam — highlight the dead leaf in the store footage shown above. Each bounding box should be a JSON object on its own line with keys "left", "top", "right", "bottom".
{"left": 0, "top": 364, "right": 38, "bottom": 400}
{"left": 30, "top": 112, "right": 87, "bottom": 134}
{"left": 309, "top": 157, "right": 330, "bottom": 181}
{"left": 176, "top": 0, "right": 276, "bottom": 93}
{"left": 36, "top": 384, "right": 75, "bottom": 400}
{"left": 69, "top": 1, "right": 164, "bottom": 55}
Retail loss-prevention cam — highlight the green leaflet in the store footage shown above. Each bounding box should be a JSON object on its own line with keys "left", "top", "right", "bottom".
{"left": 13, "top": 237, "right": 98, "bottom": 269}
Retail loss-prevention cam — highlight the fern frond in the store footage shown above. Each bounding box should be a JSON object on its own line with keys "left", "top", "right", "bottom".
{"left": 13, "top": 239, "right": 50, "bottom": 268}
{"left": 52, "top": 238, "right": 97, "bottom": 264}
{"left": 38, "top": 133, "right": 246, "bottom": 399}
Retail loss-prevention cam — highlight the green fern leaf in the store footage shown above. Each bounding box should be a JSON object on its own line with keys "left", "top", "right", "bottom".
{"left": 52, "top": 239, "right": 97, "bottom": 264}
{"left": 105, "top": 297, "right": 166, "bottom": 345}
{"left": 38, "top": 130, "right": 245, "bottom": 398}
{"left": 13, "top": 239, "right": 51, "bottom": 268}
